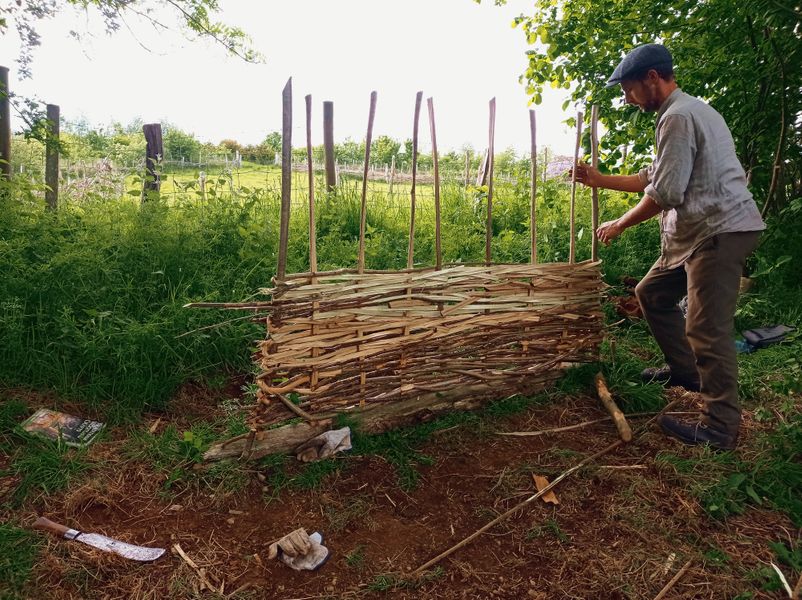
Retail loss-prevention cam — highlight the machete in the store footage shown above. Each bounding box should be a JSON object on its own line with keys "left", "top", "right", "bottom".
{"left": 33, "top": 516, "right": 166, "bottom": 562}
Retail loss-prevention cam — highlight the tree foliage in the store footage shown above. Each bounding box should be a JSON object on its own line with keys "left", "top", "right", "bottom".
{"left": 1, "top": 0, "right": 261, "bottom": 79}
{"left": 509, "top": 0, "right": 801, "bottom": 211}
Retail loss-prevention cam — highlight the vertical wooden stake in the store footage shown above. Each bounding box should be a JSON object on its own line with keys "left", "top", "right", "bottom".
{"left": 305, "top": 94, "right": 320, "bottom": 392}
{"left": 569, "top": 110, "right": 583, "bottom": 264}
{"left": 464, "top": 150, "right": 470, "bottom": 189}
{"left": 305, "top": 94, "right": 316, "bottom": 273}
{"left": 407, "top": 92, "right": 422, "bottom": 270}
{"left": 357, "top": 91, "right": 377, "bottom": 274}
{"left": 142, "top": 123, "right": 163, "bottom": 203}
{"left": 529, "top": 109, "right": 537, "bottom": 264}
{"left": 0, "top": 66, "right": 10, "bottom": 179}
{"left": 323, "top": 101, "right": 336, "bottom": 192}
{"left": 45, "top": 104, "right": 59, "bottom": 210}
{"left": 485, "top": 98, "right": 496, "bottom": 265}
{"left": 389, "top": 154, "right": 396, "bottom": 194}
{"left": 427, "top": 97, "right": 442, "bottom": 270}
{"left": 277, "top": 78, "right": 292, "bottom": 280}
{"left": 590, "top": 104, "right": 600, "bottom": 262}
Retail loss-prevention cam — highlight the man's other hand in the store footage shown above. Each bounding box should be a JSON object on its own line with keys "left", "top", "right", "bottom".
{"left": 568, "top": 162, "right": 602, "bottom": 187}
{"left": 596, "top": 219, "right": 624, "bottom": 245}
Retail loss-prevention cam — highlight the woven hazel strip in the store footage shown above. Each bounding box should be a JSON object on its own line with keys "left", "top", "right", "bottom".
{"left": 250, "top": 261, "right": 606, "bottom": 419}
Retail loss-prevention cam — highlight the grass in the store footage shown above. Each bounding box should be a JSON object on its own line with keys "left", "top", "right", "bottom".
{"left": 656, "top": 410, "right": 802, "bottom": 525}
{"left": 6, "top": 436, "right": 93, "bottom": 507}
{"left": 0, "top": 524, "right": 41, "bottom": 600}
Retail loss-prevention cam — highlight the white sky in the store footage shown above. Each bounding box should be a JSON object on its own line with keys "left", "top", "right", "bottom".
{"left": 1, "top": 0, "right": 581, "bottom": 155}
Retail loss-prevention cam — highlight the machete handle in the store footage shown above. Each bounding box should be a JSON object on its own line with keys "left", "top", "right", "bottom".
{"left": 32, "top": 516, "right": 72, "bottom": 537}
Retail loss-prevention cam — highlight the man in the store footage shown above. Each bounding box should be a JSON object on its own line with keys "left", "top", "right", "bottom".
{"left": 573, "top": 43, "right": 765, "bottom": 450}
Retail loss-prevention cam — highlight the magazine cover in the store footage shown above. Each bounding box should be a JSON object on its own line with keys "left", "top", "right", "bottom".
{"left": 21, "top": 408, "right": 105, "bottom": 447}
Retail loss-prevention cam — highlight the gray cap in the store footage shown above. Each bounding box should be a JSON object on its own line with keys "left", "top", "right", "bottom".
{"left": 606, "top": 44, "right": 673, "bottom": 88}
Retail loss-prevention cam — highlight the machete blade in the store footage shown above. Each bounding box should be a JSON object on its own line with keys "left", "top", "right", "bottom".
{"left": 76, "top": 532, "right": 166, "bottom": 562}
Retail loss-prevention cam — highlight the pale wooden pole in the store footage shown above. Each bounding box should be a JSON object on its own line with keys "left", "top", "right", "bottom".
{"left": 277, "top": 78, "right": 292, "bottom": 280}
{"left": 0, "top": 66, "right": 10, "bottom": 179}
{"left": 45, "top": 104, "right": 59, "bottom": 210}
{"left": 529, "top": 109, "right": 537, "bottom": 264}
{"left": 407, "top": 92, "right": 422, "bottom": 270}
{"left": 357, "top": 91, "right": 377, "bottom": 274}
{"left": 590, "top": 104, "right": 600, "bottom": 262}
{"left": 485, "top": 98, "right": 496, "bottom": 265}
{"left": 427, "top": 97, "right": 442, "bottom": 270}
{"left": 323, "top": 101, "right": 336, "bottom": 192}
{"left": 569, "top": 110, "right": 583, "bottom": 264}
{"left": 305, "top": 94, "right": 316, "bottom": 273}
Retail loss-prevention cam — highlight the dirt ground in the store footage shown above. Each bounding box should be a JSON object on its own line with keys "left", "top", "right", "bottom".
{"left": 4, "top": 384, "right": 798, "bottom": 599}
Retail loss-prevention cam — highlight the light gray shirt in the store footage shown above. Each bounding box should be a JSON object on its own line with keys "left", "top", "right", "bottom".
{"left": 638, "top": 88, "right": 765, "bottom": 269}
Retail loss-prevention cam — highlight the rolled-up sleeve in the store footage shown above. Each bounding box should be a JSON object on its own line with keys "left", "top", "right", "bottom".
{"left": 644, "top": 114, "right": 696, "bottom": 210}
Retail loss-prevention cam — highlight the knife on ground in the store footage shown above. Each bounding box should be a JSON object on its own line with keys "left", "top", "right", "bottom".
{"left": 33, "top": 516, "right": 166, "bottom": 562}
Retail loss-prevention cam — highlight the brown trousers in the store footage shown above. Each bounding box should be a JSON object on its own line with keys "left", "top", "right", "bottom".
{"left": 635, "top": 231, "right": 761, "bottom": 435}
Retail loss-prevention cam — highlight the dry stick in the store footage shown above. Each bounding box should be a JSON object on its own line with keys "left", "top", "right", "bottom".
{"left": 357, "top": 91, "right": 377, "bottom": 274}
{"left": 306, "top": 94, "right": 320, "bottom": 392}
{"left": 590, "top": 104, "right": 600, "bottom": 262}
{"left": 357, "top": 91, "right": 378, "bottom": 407}
{"left": 595, "top": 372, "right": 633, "bottom": 442}
{"left": 529, "top": 109, "right": 537, "bottom": 264}
{"left": 401, "top": 92, "right": 423, "bottom": 386}
{"left": 485, "top": 98, "right": 496, "bottom": 265}
{"left": 569, "top": 110, "right": 583, "bottom": 264}
{"left": 427, "top": 97, "right": 442, "bottom": 270}
{"left": 306, "top": 95, "right": 316, "bottom": 273}
{"left": 496, "top": 411, "right": 694, "bottom": 437}
{"left": 277, "top": 78, "right": 292, "bottom": 280}
{"left": 172, "top": 543, "right": 215, "bottom": 592}
{"left": 407, "top": 92, "right": 422, "bottom": 270}
{"left": 653, "top": 559, "right": 693, "bottom": 600}
{"left": 412, "top": 401, "right": 679, "bottom": 576}
{"left": 275, "top": 392, "right": 324, "bottom": 422}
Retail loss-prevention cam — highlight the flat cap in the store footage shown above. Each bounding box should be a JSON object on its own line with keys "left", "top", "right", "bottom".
{"left": 606, "top": 43, "right": 673, "bottom": 88}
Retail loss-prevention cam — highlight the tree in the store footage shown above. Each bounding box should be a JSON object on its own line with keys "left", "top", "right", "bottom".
{"left": 502, "top": 0, "right": 801, "bottom": 212}
{"left": 371, "top": 135, "right": 401, "bottom": 166}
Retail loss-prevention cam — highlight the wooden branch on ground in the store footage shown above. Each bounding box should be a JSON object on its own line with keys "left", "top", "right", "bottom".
{"left": 172, "top": 543, "right": 216, "bottom": 592}
{"left": 411, "top": 401, "right": 679, "bottom": 576}
{"left": 595, "top": 372, "right": 632, "bottom": 442}
{"left": 653, "top": 559, "right": 692, "bottom": 600}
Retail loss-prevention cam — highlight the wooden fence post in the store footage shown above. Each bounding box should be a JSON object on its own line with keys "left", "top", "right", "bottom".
{"left": 277, "top": 78, "right": 292, "bottom": 280}
{"left": 389, "top": 154, "right": 396, "bottom": 194}
{"left": 427, "top": 97, "right": 442, "bottom": 270}
{"left": 529, "top": 109, "right": 537, "bottom": 263}
{"left": 45, "top": 103, "right": 59, "bottom": 210}
{"left": 485, "top": 98, "right": 496, "bottom": 265}
{"left": 569, "top": 111, "right": 583, "bottom": 264}
{"left": 408, "top": 91, "right": 422, "bottom": 269}
{"left": 357, "top": 91, "right": 377, "bottom": 274}
{"left": 590, "top": 104, "right": 600, "bottom": 262}
{"left": 306, "top": 94, "right": 316, "bottom": 273}
{"left": 0, "top": 66, "right": 11, "bottom": 179}
{"left": 323, "top": 101, "right": 336, "bottom": 192}
{"left": 142, "top": 123, "right": 163, "bottom": 202}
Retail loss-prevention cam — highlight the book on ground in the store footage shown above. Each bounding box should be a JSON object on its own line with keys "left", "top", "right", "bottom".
{"left": 21, "top": 408, "right": 105, "bottom": 447}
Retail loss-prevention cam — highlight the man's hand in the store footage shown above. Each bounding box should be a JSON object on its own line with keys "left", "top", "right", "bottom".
{"left": 568, "top": 162, "right": 602, "bottom": 187}
{"left": 596, "top": 219, "right": 625, "bottom": 245}
{"left": 268, "top": 528, "right": 312, "bottom": 560}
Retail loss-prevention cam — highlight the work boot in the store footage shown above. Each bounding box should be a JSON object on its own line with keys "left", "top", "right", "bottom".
{"left": 641, "top": 366, "right": 700, "bottom": 392}
{"left": 656, "top": 415, "right": 738, "bottom": 450}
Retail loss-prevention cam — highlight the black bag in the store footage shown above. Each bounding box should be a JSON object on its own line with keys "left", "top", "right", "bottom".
{"left": 741, "top": 325, "right": 795, "bottom": 349}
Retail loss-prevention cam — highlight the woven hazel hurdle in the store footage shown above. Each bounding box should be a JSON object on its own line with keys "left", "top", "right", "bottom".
{"left": 197, "top": 81, "right": 605, "bottom": 461}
